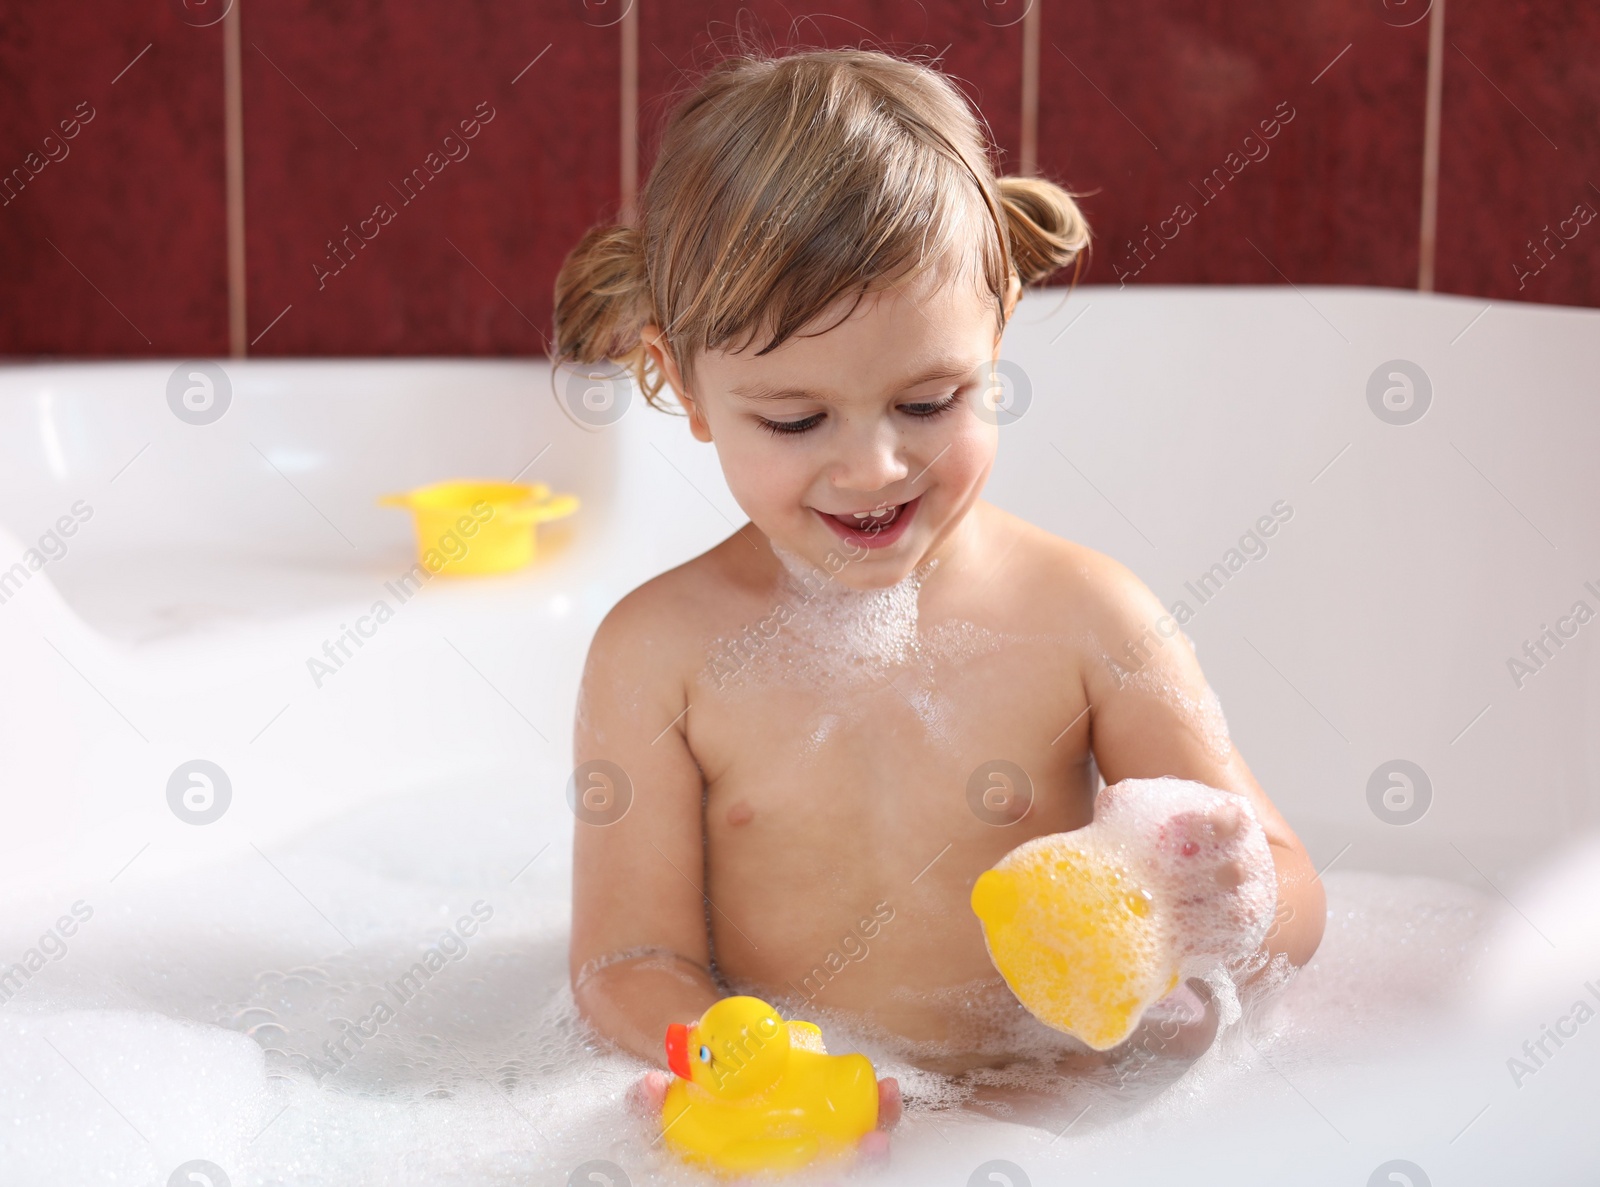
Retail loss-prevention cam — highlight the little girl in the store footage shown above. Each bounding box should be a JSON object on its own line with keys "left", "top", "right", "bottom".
{"left": 553, "top": 46, "right": 1325, "bottom": 1142}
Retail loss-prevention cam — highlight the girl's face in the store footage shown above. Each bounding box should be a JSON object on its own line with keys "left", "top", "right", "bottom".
{"left": 643, "top": 255, "right": 1018, "bottom": 591}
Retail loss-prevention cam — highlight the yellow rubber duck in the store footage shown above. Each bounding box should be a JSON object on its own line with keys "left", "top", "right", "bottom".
{"left": 660, "top": 995, "right": 878, "bottom": 1176}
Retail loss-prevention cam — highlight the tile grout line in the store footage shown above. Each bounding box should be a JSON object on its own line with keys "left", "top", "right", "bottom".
{"left": 225, "top": 0, "right": 249, "bottom": 356}
{"left": 1020, "top": 0, "right": 1040, "bottom": 177}
{"left": 620, "top": 0, "right": 639, "bottom": 223}
{"left": 1417, "top": 0, "right": 1446, "bottom": 292}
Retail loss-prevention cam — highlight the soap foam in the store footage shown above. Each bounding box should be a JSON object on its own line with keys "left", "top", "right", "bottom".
{"left": 750, "top": 544, "right": 930, "bottom": 671}
{"left": 1101, "top": 777, "right": 1277, "bottom": 975}
{"left": 1113, "top": 667, "right": 1235, "bottom": 765}
{"left": 702, "top": 543, "right": 1108, "bottom": 763}
{"left": 701, "top": 544, "right": 1019, "bottom": 748}
{"left": 0, "top": 770, "right": 1508, "bottom": 1185}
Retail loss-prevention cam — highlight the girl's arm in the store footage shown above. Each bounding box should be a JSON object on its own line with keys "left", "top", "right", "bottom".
{"left": 1077, "top": 556, "right": 1327, "bottom": 975}
{"left": 569, "top": 586, "right": 720, "bottom": 1065}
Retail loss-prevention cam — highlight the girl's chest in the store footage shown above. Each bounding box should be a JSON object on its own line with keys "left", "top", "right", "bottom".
{"left": 688, "top": 628, "right": 1097, "bottom": 842}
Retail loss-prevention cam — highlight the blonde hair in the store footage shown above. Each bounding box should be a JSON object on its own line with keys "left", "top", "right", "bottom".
{"left": 552, "top": 46, "right": 1092, "bottom": 413}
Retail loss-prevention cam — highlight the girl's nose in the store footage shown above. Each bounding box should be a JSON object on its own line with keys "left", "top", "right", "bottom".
{"left": 827, "top": 419, "right": 910, "bottom": 496}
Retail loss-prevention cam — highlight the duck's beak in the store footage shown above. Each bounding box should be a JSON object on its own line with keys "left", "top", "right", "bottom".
{"left": 665, "top": 1022, "right": 692, "bottom": 1080}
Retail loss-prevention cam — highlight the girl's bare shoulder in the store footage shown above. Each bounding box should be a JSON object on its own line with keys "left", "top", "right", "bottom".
{"left": 583, "top": 530, "right": 770, "bottom": 676}
{"left": 976, "top": 503, "right": 1164, "bottom": 634}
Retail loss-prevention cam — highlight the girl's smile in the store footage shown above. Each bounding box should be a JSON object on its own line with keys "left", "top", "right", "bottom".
{"left": 813, "top": 494, "right": 921, "bottom": 549}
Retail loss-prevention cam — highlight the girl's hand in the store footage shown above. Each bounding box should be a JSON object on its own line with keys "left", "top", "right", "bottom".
{"left": 1155, "top": 794, "right": 1250, "bottom": 893}
{"left": 627, "top": 1069, "right": 903, "bottom": 1160}
{"left": 1121, "top": 976, "right": 1219, "bottom": 1062}
{"left": 960, "top": 978, "right": 1218, "bottom": 1127}
{"left": 1097, "top": 778, "right": 1277, "bottom": 973}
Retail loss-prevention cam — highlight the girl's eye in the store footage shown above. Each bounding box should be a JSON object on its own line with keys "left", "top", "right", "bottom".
{"left": 698, "top": 1045, "right": 711, "bottom": 1062}
{"left": 901, "top": 391, "right": 963, "bottom": 418}
{"left": 755, "top": 391, "right": 964, "bottom": 438}
{"left": 756, "top": 413, "right": 824, "bottom": 436}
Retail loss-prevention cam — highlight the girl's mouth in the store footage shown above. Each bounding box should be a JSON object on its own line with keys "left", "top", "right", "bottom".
{"left": 813, "top": 494, "right": 920, "bottom": 550}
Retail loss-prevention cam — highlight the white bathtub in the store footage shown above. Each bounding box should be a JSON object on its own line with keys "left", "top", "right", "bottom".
{"left": 1, "top": 286, "right": 1596, "bottom": 1185}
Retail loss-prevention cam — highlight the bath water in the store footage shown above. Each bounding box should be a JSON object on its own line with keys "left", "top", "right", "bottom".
{"left": 0, "top": 768, "right": 1503, "bottom": 1186}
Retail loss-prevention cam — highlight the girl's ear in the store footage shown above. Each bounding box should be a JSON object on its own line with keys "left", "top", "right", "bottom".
{"left": 1002, "top": 272, "right": 1022, "bottom": 322}
{"left": 642, "top": 323, "right": 713, "bottom": 442}
{"left": 679, "top": 395, "right": 713, "bottom": 443}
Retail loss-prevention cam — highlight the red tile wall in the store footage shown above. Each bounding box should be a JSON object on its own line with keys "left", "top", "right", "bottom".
{"left": 240, "top": 0, "right": 617, "bottom": 355}
{"left": 637, "top": 0, "right": 1024, "bottom": 178}
{"left": 0, "top": 2, "right": 230, "bottom": 355}
{"left": 1037, "top": 0, "right": 1430, "bottom": 288}
{"left": 1, "top": 1, "right": 1594, "bottom": 358}
{"left": 1435, "top": 0, "right": 1599, "bottom": 307}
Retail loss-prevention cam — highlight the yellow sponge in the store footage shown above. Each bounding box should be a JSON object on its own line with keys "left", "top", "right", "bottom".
{"left": 971, "top": 777, "right": 1277, "bottom": 1050}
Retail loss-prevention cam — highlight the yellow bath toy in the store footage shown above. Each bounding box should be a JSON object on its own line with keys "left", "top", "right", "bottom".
{"left": 660, "top": 995, "right": 878, "bottom": 1176}
{"left": 379, "top": 479, "right": 577, "bottom": 575}
{"left": 971, "top": 777, "right": 1278, "bottom": 1051}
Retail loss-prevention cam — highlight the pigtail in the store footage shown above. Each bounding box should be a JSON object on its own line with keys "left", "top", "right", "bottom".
{"left": 997, "top": 176, "right": 1093, "bottom": 287}
{"left": 552, "top": 223, "right": 672, "bottom": 409}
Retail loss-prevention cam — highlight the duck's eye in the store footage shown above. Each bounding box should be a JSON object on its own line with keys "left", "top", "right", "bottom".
{"left": 698, "top": 1045, "right": 711, "bottom": 1063}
